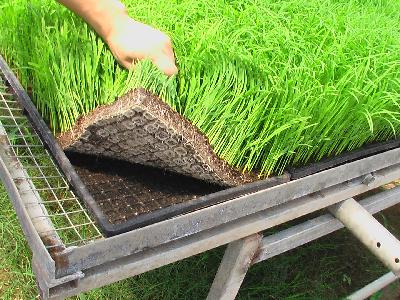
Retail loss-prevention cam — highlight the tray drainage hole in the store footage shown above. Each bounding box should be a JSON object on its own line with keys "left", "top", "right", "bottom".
{"left": 395, "top": 258, "right": 399, "bottom": 264}
{"left": 376, "top": 242, "right": 381, "bottom": 248}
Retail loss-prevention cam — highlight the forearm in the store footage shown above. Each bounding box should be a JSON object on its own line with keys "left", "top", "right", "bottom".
{"left": 56, "top": 0, "right": 127, "bottom": 40}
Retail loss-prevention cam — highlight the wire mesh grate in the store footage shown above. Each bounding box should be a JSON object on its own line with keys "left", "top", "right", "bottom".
{"left": 0, "top": 78, "right": 103, "bottom": 250}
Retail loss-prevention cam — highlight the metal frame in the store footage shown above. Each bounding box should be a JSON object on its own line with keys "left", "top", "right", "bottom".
{"left": 207, "top": 194, "right": 400, "bottom": 300}
{"left": 348, "top": 272, "right": 399, "bottom": 300}
{"left": 0, "top": 62, "right": 400, "bottom": 299}
{"left": 2, "top": 126, "right": 400, "bottom": 298}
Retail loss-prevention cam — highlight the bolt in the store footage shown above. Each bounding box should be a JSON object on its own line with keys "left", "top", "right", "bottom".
{"left": 362, "top": 173, "right": 375, "bottom": 186}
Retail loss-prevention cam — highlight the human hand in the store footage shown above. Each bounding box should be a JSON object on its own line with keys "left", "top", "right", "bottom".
{"left": 106, "top": 15, "right": 178, "bottom": 76}
{"left": 57, "top": 0, "right": 177, "bottom": 76}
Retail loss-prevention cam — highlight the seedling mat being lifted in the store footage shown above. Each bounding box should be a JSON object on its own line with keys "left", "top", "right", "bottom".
{"left": 1, "top": 55, "right": 400, "bottom": 236}
{"left": 57, "top": 88, "right": 257, "bottom": 187}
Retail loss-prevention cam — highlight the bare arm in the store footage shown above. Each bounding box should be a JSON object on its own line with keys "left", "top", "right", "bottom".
{"left": 57, "top": 0, "right": 178, "bottom": 76}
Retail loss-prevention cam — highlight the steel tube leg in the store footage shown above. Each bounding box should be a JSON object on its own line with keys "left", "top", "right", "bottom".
{"left": 329, "top": 198, "right": 400, "bottom": 275}
{"left": 347, "top": 272, "right": 398, "bottom": 300}
{"left": 207, "top": 234, "right": 262, "bottom": 300}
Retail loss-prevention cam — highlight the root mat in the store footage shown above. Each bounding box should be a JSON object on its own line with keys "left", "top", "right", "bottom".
{"left": 58, "top": 89, "right": 256, "bottom": 186}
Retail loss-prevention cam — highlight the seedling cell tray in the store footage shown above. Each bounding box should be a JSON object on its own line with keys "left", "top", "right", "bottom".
{"left": 2, "top": 56, "right": 399, "bottom": 237}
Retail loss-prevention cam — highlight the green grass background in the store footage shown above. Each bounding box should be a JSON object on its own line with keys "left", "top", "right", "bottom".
{"left": 1, "top": 182, "right": 399, "bottom": 299}
{"left": 1, "top": 0, "right": 400, "bottom": 177}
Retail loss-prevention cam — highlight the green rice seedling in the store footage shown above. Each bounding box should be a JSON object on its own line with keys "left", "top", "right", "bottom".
{"left": 0, "top": 0, "right": 399, "bottom": 177}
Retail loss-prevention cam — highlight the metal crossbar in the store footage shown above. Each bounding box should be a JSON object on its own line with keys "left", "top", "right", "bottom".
{"left": 0, "top": 79, "right": 102, "bottom": 250}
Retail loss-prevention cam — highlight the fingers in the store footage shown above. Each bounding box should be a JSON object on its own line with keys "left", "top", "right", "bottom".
{"left": 118, "top": 49, "right": 177, "bottom": 76}
{"left": 120, "top": 52, "right": 177, "bottom": 76}
{"left": 153, "top": 48, "right": 178, "bottom": 76}
{"left": 153, "top": 56, "right": 178, "bottom": 76}
{"left": 108, "top": 18, "right": 178, "bottom": 76}
{"left": 163, "top": 42, "right": 178, "bottom": 76}
{"left": 120, "top": 58, "right": 134, "bottom": 70}
{"left": 151, "top": 36, "right": 177, "bottom": 76}
{"left": 119, "top": 55, "right": 177, "bottom": 76}
{"left": 163, "top": 38, "right": 176, "bottom": 62}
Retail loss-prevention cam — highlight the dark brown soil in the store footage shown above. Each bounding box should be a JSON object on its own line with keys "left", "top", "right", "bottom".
{"left": 68, "top": 152, "right": 222, "bottom": 224}
{"left": 57, "top": 88, "right": 257, "bottom": 186}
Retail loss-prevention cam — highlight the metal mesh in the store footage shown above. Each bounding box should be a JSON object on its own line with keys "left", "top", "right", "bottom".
{"left": 0, "top": 79, "right": 102, "bottom": 249}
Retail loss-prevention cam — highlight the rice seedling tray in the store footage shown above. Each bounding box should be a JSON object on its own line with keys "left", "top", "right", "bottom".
{"left": 67, "top": 132, "right": 400, "bottom": 236}
{"left": 2, "top": 55, "right": 400, "bottom": 237}
{"left": 68, "top": 152, "right": 222, "bottom": 227}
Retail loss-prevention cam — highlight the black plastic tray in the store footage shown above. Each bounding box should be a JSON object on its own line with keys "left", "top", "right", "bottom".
{"left": 1, "top": 55, "right": 399, "bottom": 236}
{"left": 0, "top": 56, "right": 288, "bottom": 236}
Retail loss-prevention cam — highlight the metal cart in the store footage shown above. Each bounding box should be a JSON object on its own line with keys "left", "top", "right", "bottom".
{"left": 0, "top": 55, "right": 399, "bottom": 300}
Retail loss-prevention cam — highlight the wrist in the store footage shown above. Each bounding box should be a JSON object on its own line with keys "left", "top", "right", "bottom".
{"left": 83, "top": 0, "right": 128, "bottom": 40}
{"left": 103, "top": 11, "right": 133, "bottom": 44}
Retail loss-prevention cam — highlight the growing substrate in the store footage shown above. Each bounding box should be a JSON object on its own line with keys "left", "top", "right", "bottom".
{"left": 1, "top": 0, "right": 400, "bottom": 177}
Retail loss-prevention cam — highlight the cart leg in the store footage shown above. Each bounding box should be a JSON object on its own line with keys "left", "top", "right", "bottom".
{"left": 207, "top": 233, "right": 262, "bottom": 300}
{"left": 329, "top": 198, "right": 400, "bottom": 275}
{"left": 347, "top": 272, "right": 399, "bottom": 300}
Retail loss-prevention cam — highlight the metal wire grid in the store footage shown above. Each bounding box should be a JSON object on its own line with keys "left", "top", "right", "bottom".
{"left": 0, "top": 79, "right": 103, "bottom": 249}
